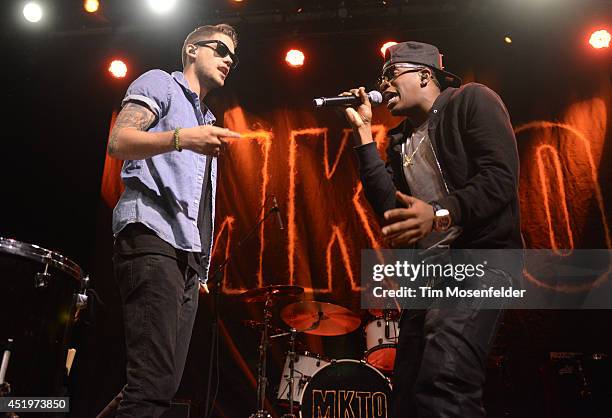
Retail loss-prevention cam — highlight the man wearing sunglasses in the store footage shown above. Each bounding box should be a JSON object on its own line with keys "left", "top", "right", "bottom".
{"left": 99, "top": 24, "right": 241, "bottom": 418}
{"left": 343, "top": 42, "right": 522, "bottom": 417}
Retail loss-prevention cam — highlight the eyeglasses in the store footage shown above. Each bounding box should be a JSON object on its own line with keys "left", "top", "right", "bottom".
{"left": 376, "top": 64, "right": 424, "bottom": 89}
{"left": 193, "top": 40, "right": 239, "bottom": 69}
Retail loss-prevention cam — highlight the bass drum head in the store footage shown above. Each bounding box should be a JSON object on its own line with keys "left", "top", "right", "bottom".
{"left": 300, "top": 359, "right": 391, "bottom": 418}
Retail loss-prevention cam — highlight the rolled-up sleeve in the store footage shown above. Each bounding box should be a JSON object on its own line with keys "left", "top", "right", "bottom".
{"left": 121, "top": 69, "right": 172, "bottom": 119}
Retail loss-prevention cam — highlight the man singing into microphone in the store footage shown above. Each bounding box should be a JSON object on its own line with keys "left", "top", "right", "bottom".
{"left": 343, "top": 42, "right": 522, "bottom": 417}
{"left": 99, "top": 24, "right": 241, "bottom": 418}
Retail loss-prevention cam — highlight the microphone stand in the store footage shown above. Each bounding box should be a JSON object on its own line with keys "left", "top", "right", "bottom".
{"left": 203, "top": 197, "right": 281, "bottom": 418}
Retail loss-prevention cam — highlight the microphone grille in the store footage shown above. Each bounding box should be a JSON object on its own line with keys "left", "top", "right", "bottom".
{"left": 313, "top": 98, "right": 324, "bottom": 107}
{"left": 368, "top": 90, "right": 383, "bottom": 106}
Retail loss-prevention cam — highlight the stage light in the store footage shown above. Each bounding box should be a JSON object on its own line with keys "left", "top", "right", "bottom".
{"left": 285, "top": 49, "right": 305, "bottom": 67}
{"left": 380, "top": 41, "right": 397, "bottom": 57}
{"left": 504, "top": 36, "right": 513, "bottom": 44}
{"left": 84, "top": 0, "right": 99, "bottom": 13}
{"left": 23, "top": 2, "right": 43, "bottom": 23}
{"left": 589, "top": 29, "right": 611, "bottom": 49}
{"left": 147, "top": 0, "right": 177, "bottom": 14}
{"left": 109, "top": 60, "right": 128, "bottom": 79}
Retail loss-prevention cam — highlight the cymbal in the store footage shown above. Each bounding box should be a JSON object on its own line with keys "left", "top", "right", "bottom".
{"left": 281, "top": 301, "right": 361, "bottom": 336}
{"left": 239, "top": 285, "right": 304, "bottom": 303}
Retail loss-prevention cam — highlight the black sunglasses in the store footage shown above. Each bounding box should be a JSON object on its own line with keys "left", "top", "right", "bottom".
{"left": 193, "top": 40, "right": 239, "bottom": 69}
{"left": 376, "top": 65, "right": 424, "bottom": 89}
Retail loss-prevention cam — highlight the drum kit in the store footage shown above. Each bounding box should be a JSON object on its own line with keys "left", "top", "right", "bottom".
{"left": 0, "top": 236, "right": 400, "bottom": 418}
{"left": 0, "top": 237, "right": 89, "bottom": 400}
{"left": 240, "top": 285, "right": 399, "bottom": 418}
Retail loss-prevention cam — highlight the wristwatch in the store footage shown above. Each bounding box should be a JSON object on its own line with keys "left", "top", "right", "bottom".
{"left": 431, "top": 203, "right": 452, "bottom": 232}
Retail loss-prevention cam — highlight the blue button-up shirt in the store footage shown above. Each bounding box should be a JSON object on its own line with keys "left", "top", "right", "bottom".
{"left": 112, "top": 70, "right": 217, "bottom": 280}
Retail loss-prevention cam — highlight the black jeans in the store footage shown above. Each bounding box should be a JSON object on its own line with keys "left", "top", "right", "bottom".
{"left": 392, "top": 270, "right": 509, "bottom": 418}
{"left": 99, "top": 245, "right": 199, "bottom": 417}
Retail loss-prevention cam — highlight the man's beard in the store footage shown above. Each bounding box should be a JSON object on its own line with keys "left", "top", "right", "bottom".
{"left": 197, "top": 67, "right": 222, "bottom": 91}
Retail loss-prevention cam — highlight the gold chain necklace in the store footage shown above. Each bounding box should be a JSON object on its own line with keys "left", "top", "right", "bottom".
{"left": 402, "top": 134, "right": 427, "bottom": 167}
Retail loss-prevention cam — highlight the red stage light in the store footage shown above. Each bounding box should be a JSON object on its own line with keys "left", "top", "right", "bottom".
{"left": 589, "top": 29, "right": 611, "bottom": 49}
{"left": 108, "top": 60, "right": 127, "bottom": 78}
{"left": 380, "top": 41, "right": 397, "bottom": 58}
{"left": 84, "top": 0, "right": 99, "bottom": 13}
{"left": 285, "top": 49, "right": 305, "bottom": 67}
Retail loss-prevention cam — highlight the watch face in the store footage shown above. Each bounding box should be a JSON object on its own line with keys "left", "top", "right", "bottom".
{"left": 438, "top": 216, "right": 451, "bottom": 230}
{"left": 434, "top": 209, "right": 451, "bottom": 231}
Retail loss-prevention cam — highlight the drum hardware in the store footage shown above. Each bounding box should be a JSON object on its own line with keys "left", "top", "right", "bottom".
{"left": 250, "top": 293, "right": 273, "bottom": 418}
{"left": 244, "top": 320, "right": 286, "bottom": 337}
{"left": 279, "top": 327, "right": 298, "bottom": 418}
{"left": 384, "top": 317, "right": 390, "bottom": 340}
{"left": 367, "top": 308, "right": 401, "bottom": 320}
{"left": 75, "top": 275, "right": 90, "bottom": 311}
{"left": 34, "top": 261, "right": 51, "bottom": 289}
{"left": 240, "top": 286, "right": 304, "bottom": 418}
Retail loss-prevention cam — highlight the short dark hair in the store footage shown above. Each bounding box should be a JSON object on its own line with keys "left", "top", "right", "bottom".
{"left": 182, "top": 24, "right": 238, "bottom": 68}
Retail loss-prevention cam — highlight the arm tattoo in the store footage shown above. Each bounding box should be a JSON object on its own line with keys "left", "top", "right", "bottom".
{"left": 107, "top": 102, "right": 157, "bottom": 155}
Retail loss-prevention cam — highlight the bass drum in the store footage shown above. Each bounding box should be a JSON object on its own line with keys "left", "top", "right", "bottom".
{"left": 300, "top": 359, "right": 392, "bottom": 418}
{"left": 0, "top": 237, "right": 85, "bottom": 397}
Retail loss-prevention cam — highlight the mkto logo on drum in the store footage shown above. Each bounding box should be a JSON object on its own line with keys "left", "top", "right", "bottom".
{"left": 311, "top": 389, "right": 388, "bottom": 418}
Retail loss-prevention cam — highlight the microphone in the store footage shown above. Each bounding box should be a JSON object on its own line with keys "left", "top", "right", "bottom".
{"left": 272, "top": 196, "right": 284, "bottom": 230}
{"left": 313, "top": 91, "right": 383, "bottom": 108}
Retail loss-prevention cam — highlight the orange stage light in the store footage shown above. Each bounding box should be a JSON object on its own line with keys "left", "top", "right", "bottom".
{"left": 84, "top": 0, "right": 99, "bottom": 13}
{"left": 589, "top": 29, "right": 611, "bottom": 49}
{"left": 108, "top": 60, "right": 127, "bottom": 78}
{"left": 380, "top": 41, "right": 398, "bottom": 58}
{"left": 504, "top": 36, "right": 512, "bottom": 44}
{"left": 285, "top": 49, "right": 305, "bottom": 67}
